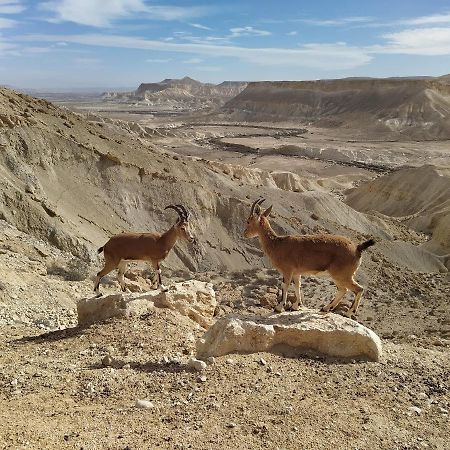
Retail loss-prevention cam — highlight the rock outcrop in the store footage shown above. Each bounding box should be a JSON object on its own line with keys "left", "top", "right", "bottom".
{"left": 77, "top": 280, "right": 216, "bottom": 328}
{"left": 196, "top": 309, "right": 382, "bottom": 361}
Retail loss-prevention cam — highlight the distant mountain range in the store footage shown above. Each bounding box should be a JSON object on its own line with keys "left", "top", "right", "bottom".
{"left": 102, "top": 76, "right": 247, "bottom": 111}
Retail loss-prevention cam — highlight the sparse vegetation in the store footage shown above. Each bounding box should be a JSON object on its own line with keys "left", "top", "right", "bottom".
{"left": 46, "top": 257, "right": 91, "bottom": 281}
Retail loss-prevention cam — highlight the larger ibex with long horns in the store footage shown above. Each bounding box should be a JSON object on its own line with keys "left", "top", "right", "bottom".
{"left": 94, "top": 204, "right": 194, "bottom": 296}
{"left": 244, "top": 198, "right": 375, "bottom": 318}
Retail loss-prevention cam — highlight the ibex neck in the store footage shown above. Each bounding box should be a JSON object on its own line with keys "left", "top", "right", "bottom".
{"left": 257, "top": 219, "right": 279, "bottom": 253}
{"left": 160, "top": 225, "right": 178, "bottom": 250}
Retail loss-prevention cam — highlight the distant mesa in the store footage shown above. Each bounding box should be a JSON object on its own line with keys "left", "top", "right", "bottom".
{"left": 222, "top": 74, "right": 450, "bottom": 140}
{"left": 102, "top": 76, "right": 247, "bottom": 111}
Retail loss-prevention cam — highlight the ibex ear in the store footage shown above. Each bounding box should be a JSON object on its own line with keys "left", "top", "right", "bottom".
{"left": 261, "top": 205, "right": 273, "bottom": 217}
{"left": 254, "top": 204, "right": 262, "bottom": 216}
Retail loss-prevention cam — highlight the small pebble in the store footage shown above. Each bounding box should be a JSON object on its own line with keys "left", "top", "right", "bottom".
{"left": 102, "top": 355, "right": 114, "bottom": 367}
{"left": 408, "top": 406, "right": 422, "bottom": 416}
{"left": 259, "top": 358, "right": 267, "bottom": 366}
{"left": 197, "top": 375, "right": 207, "bottom": 383}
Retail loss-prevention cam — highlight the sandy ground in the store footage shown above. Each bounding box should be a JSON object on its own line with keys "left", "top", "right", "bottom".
{"left": 1, "top": 305, "right": 449, "bottom": 450}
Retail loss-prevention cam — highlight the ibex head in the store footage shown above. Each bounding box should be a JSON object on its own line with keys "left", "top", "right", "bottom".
{"left": 165, "top": 204, "right": 195, "bottom": 243}
{"left": 243, "top": 198, "right": 273, "bottom": 238}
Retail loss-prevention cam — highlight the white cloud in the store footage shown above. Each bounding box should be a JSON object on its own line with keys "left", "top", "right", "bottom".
{"left": 230, "top": 26, "right": 271, "bottom": 37}
{"left": 41, "top": 0, "right": 210, "bottom": 27}
{"left": 379, "top": 27, "right": 450, "bottom": 55}
{"left": 145, "top": 5, "right": 210, "bottom": 21}
{"left": 73, "top": 57, "right": 102, "bottom": 64}
{"left": 146, "top": 58, "right": 171, "bottom": 63}
{"left": 398, "top": 12, "right": 450, "bottom": 26}
{"left": 287, "top": 31, "right": 298, "bottom": 36}
{"left": 189, "top": 23, "right": 212, "bottom": 31}
{"left": 0, "top": 0, "right": 25, "bottom": 14}
{"left": 197, "top": 66, "right": 221, "bottom": 72}
{"left": 24, "top": 46, "right": 51, "bottom": 54}
{"left": 0, "top": 33, "right": 18, "bottom": 55}
{"left": 21, "top": 33, "right": 372, "bottom": 70}
{"left": 297, "top": 16, "right": 373, "bottom": 26}
{"left": 182, "top": 57, "right": 203, "bottom": 64}
{"left": 41, "top": 0, "right": 146, "bottom": 27}
{"left": 0, "top": 17, "right": 17, "bottom": 27}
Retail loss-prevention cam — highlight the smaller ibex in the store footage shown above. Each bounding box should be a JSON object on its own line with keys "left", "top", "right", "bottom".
{"left": 94, "top": 204, "right": 194, "bottom": 296}
{"left": 244, "top": 198, "right": 375, "bottom": 318}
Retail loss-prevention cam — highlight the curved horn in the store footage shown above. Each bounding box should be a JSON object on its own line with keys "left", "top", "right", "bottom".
{"left": 165, "top": 205, "right": 184, "bottom": 221}
{"left": 250, "top": 198, "right": 265, "bottom": 215}
{"left": 175, "top": 204, "right": 190, "bottom": 221}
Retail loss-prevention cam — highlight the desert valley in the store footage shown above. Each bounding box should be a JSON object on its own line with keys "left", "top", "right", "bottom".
{"left": 0, "top": 71, "right": 449, "bottom": 450}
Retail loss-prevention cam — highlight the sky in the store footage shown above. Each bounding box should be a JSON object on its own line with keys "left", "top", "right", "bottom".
{"left": 1, "top": 0, "right": 450, "bottom": 90}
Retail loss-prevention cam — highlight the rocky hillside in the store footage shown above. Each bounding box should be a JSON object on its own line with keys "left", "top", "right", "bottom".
{"left": 223, "top": 76, "right": 450, "bottom": 140}
{"left": 0, "top": 86, "right": 447, "bottom": 277}
{"left": 0, "top": 88, "right": 377, "bottom": 266}
{"left": 346, "top": 165, "right": 450, "bottom": 259}
{"left": 103, "top": 77, "right": 247, "bottom": 111}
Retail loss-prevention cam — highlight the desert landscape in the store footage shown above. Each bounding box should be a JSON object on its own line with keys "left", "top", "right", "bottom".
{"left": 0, "top": 70, "right": 449, "bottom": 449}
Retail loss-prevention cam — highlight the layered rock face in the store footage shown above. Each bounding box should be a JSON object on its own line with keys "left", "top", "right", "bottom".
{"left": 223, "top": 76, "right": 450, "bottom": 139}
{"left": 197, "top": 309, "right": 382, "bottom": 361}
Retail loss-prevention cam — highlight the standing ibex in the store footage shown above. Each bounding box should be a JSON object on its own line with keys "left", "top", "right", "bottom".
{"left": 94, "top": 204, "right": 194, "bottom": 296}
{"left": 244, "top": 198, "right": 375, "bottom": 318}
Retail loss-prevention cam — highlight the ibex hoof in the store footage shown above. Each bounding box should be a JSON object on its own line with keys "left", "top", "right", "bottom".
{"left": 160, "top": 285, "right": 169, "bottom": 292}
{"left": 274, "top": 304, "right": 284, "bottom": 313}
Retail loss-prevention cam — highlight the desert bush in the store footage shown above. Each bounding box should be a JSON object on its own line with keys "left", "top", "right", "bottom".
{"left": 46, "top": 257, "right": 91, "bottom": 281}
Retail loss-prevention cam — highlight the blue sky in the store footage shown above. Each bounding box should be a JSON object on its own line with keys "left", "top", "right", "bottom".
{"left": 1, "top": 0, "right": 450, "bottom": 89}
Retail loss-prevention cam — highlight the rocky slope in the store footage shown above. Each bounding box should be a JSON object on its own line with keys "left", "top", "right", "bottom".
{"left": 222, "top": 76, "right": 450, "bottom": 140}
{"left": 346, "top": 165, "right": 450, "bottom": 260}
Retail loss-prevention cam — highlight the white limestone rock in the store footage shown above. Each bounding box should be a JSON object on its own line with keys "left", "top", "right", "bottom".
{"left": 188, "top": 357, "right": 207, "bottom": 371}
{"left": 135, "top": 399, "right": 155, "bottom": 409}
{"left": 196, "top": 309, "right": 382, "bottom": 362}
{"left": 77, "top": 280, "right": 216, "bottom": 328}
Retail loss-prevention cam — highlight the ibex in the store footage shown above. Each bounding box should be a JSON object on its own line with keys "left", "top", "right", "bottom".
{"left": 244, "top": 198, "right": 375, "bottom": 318}
{"left": 94, "top": 204, "right": 194, "bottom": 296}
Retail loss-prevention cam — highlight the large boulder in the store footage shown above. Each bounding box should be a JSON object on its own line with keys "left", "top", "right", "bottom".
{"left": 196, "top": 309, "right": 382, "bottom": 361}
{"left": 77, "top": 280, "right": 216, "bottom": 328}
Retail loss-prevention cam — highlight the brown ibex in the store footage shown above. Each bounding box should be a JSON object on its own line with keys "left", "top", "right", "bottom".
{"left": 94, "top": 204, "right": 194, "bottom": 296}
{"left": 244, "top": 198, "right": 375, "bottom": 318}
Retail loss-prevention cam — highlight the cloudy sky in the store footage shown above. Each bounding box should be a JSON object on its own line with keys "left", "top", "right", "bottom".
{"left": 1, "top": 0, "right": 450, "bottom": 90}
